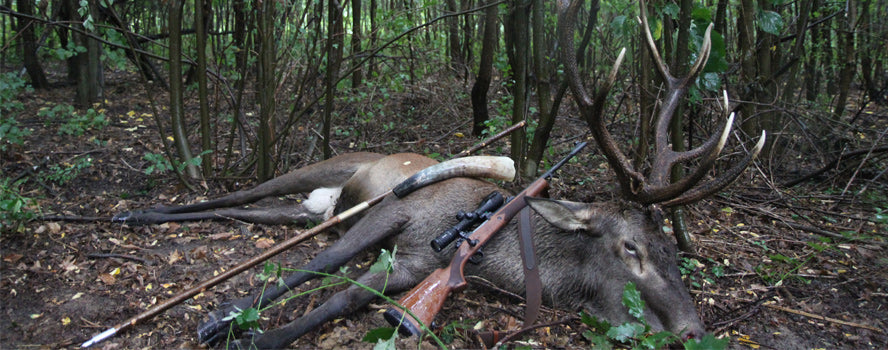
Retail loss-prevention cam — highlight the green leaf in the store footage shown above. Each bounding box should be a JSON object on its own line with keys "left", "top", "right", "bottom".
{"left": 769, "top": 253, "right": 791, "bottom": 263}
{"left": 699, "top": 72, "right": 721, "bottom": 92}
{"left": 582, "top": 331, "right": 614, "bottom": 350}
{"left": 612, "top": 15, "right": 627, "bottom": 31}
{"left": 229, "top": 307, "right": 261, "bottom": 330}
{"left": 703, "top": 31, "right": 729, "bottom": 73}
{"left": 362, "top": 327, "right": 396, "bottom": 343}
{"left": 652, "top": 19, "right": 663, "bottom": 40}
{"left": 641, "top": 331, "right": 678, "bottom": 349}
{"left": 683, "top": 333, "right": 729, "bottom": 350}
{"left": 369, "top": 247, "right": 397, "bottom": 274}
{"left": 691, "top": 7, "right": 711, "bottom": 22}
{"left": 621, "top": 282, "right": 645, "bottom": 321}
{"left": 372, "top": 331, "right": 397, "bottom": 350}
{"left": 580, "top": 311, "right": 612, "bottom": 332}
{"left": 662, "top": 3, "right": 680, "bottom": 19}
{"left": 757, "top": 10, "right": 784, "bottom": 35}
{"left": 606, "top": 322, "right": 645, "bottom": 343}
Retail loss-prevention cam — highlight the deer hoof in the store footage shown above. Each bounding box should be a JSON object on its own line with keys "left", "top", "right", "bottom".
{"left": 197, "top": 304, "right": 240, "bottom": 346}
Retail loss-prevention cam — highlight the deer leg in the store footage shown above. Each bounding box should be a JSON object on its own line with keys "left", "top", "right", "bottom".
{"left": 225, "top": 261, "right": 421, "bottom": 350}
{"left": 112, "top": 204, "right": 326, "bottom": 225}
{"left": 118, "top": 152, "right": 384, "bottom": 217}
{"left": 198, "top": 210, "right": 409, "bottom": 345}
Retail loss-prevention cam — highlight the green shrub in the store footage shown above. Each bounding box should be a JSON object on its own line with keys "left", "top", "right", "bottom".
{"left": 38, "top": 104, "right": 109, "bottom": 136}
{"left": 0, "top": 177, "right": 37, "bottom": 234}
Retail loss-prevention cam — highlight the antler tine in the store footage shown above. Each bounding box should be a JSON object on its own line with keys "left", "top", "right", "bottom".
{"left": 638, "top": 0, "right": 671, "bottom": 83}
{"left": 650, "top": 22, "right": 714, "bottom": 155}
{"left": 661, "top": 130, "right": 766, "bottom": 207}
{"left": 557, "top": 0, "right": 594, "bottom": 109}
{"left": 644, "top": 91, "right": 732, "bottom": 202}
{"left": 676, "top": 90, "right": 731, "bottom": 162}
{"left": 638, "top": 5, "right": 717, "bottom": 204}
{"left": 558, "top": 0, "right": 644, "bottom": 195}
{"left": 686, "top": 24, "right": 713, "bottom": 83}
{"left": 641, "top": 112, "right": 734, "bottom": 204}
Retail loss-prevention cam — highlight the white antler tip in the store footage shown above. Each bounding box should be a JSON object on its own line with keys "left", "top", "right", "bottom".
{"left": 718, "top": 112, "right": 735, "bottom": 144}
{"left": 752, "top": 131, "right": 767, "bottom": 156}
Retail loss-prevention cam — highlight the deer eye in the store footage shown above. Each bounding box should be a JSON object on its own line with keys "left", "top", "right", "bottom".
{"left": 624, "top": 242, "right": 638, "bottom": 257}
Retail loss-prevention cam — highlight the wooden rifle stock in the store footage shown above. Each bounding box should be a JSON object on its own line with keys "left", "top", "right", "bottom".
{"left": 384, "top": 180, "right": 548, "bottom": 336}
{"left": 384, "top": 142, "right": 586, "bottom": 337}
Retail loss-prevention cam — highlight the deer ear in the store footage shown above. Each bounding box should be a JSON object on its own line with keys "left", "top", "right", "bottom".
{"left": 525, "top": 197, "right": 600, "bottom": 235}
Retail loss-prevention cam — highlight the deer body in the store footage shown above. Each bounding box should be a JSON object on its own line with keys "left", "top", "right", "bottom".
{"left": 159, "top": 152, "right": 705, "bottom": 349}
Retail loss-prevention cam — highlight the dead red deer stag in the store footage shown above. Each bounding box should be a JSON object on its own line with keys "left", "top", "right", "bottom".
{"left": 103, "top": 1, "right": 764, "bottom": 348}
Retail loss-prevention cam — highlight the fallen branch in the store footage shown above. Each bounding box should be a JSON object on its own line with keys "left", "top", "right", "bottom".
{"left": 40, "top": 215, "right": 111, "bottom": 222}
{"left": 764, "top": 303, "right": 885, "bottom": 334}
{"left": 87, "top": 253, "right": 154, "bottom": 266}
{"left": 717, "top": 198, "right": 888, "bottom": 247}
{"left": 781, "top": 146, "right": 888, "bottom": 188}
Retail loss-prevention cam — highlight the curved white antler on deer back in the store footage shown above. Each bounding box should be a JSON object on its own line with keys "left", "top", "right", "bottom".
{"left": 393, "top": 156, "right": 515, "bottom": 198}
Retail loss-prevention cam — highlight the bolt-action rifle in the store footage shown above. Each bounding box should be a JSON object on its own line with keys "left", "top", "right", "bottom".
{"left": 383, "top": 142, "right": 587, "bottom": 336}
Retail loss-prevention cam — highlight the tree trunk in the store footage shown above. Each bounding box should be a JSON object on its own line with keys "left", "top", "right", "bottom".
{"left": 69, "top": 0, "right": 104, "bottom": 106}
{"left": 737, "top": 0, "right": 757, "bottom": 136}
{"left": 833, "top": 1, "right": 857, "bottom": 118}
{"left": 509, "top": 0, "right": 530, "bottom": 173}
{"left": 461, "top": 0, "right": 473, "bottom": 70}
{"left": 635, "top": 0, "right": 655, "bottom": 170}
{"left": 196, "top": 0, "right": 212, "bottom": 177}
{"left": 525, "top": 0, "right": 554, "bottom": 177}
{"left": 16, "top": 0, "right": 50, "bottom": 89}
{"left": 858, "top": 0, "right": 883, "bottom": 104}
{"left": 783, "top": 0, "right": 812, "bottom": 101}
{"left": 444, "top": 0, "right": 462, "bottom": 71}
{"left": 223, "top": 0, "right": 251, "bottom": 173}
{"left": 257, "top": 0, "right": 277, "bottom": 180}
{"left": 322, "top": 0, "right": 344, "bottom": 159}
{"left": 470, "top": 0, "right": 498, "bottom": 137}
{"left": 755, "top": 0, "right": 777, "bottom": 152}
{"left": 804, "top": 0, "right": 823, "bottom": 102}
{"left": 350, "top": 0, "right": 363, "bottom": 88}
{"left": 169, "top": 0, "right": 200, "bottom": 179}
{"left": 714, "top": 0, "right": 728, "bottom": 36}
{"left": 368, "top": 0, "right": 377, "bottom": 78}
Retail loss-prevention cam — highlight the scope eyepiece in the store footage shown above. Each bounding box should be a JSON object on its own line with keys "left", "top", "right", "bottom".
{"left": 430, "top": 228, "right": 459, "bottom": 252}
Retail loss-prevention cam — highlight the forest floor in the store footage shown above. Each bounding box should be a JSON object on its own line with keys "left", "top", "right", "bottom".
{"left": 1, "top": 70, "right": 887, "bottom": 350}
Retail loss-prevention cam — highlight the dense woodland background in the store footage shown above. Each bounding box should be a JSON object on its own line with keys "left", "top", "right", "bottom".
{"left": 1, "top": 0, "right": 886, "bottom": 349}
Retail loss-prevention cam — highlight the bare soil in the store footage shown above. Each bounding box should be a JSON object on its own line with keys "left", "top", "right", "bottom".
{"left": 1, "top": 72, "right": 886, "bottom": 349}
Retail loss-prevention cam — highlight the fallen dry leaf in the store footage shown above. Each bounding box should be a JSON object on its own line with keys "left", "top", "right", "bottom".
{"left": 168, "top": 250, "right": 182, "bottom": 265}
{"left": 255, "top": 238, "right": 275, "bottom": 249}
{"left": 208, "top": 231, "right": 234, "bottom": 240}
{"left": 98, "top": 273, "right": 116, "bottom": 285}
{"left": 3, "top": 253, "right": 23, "bottom": 263}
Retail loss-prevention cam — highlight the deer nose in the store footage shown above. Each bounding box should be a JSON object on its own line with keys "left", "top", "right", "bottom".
{"left": 681, "top": 328, "right": 704, "bottom": 341}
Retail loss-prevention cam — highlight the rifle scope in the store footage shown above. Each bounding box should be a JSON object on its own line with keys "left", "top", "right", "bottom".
{"left": 430, "top": 191, "right": 504, "bottom": 252}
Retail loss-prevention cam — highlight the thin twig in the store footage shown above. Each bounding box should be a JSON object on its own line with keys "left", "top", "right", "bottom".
{"left": 764, "top": 303, "right": 885, "bottom": 333}
{"left": 87, "top": 253, "right": 154, "bottom": 266}
{"left": 841, "top": 126, "right": 888, "bottom": 196}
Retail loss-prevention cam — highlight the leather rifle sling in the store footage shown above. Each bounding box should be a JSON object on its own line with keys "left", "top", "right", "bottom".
{"left": 476, "top": 206, "right": 543, "bottom": 347}
{"left": 517, "top": 206, "right": 543, "bottom": 326}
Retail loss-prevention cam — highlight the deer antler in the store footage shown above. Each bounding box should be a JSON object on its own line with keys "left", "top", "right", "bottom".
{"left": 557, "top": 0, "right": 765, "bottom": 207}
